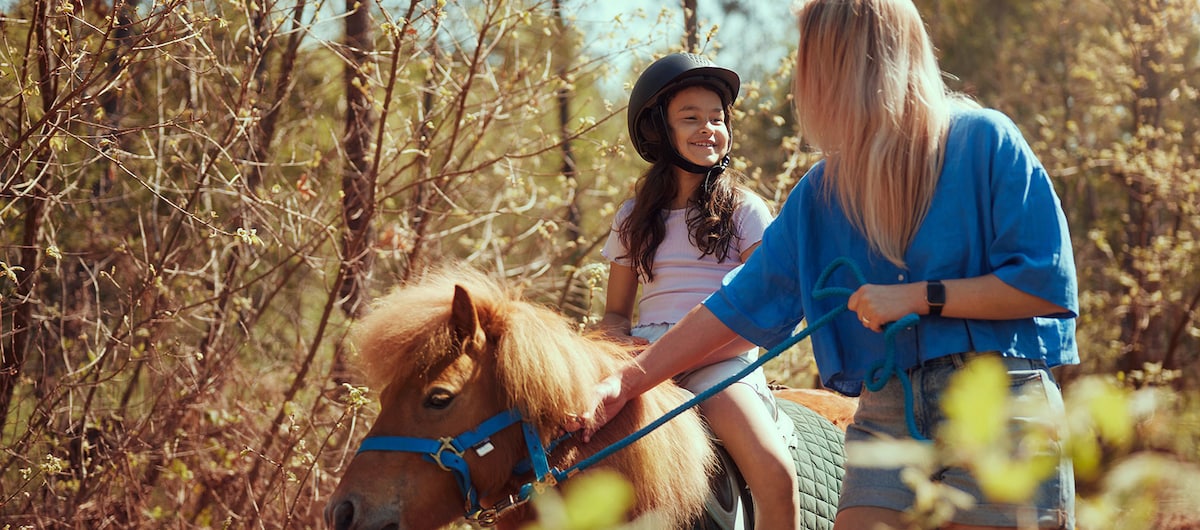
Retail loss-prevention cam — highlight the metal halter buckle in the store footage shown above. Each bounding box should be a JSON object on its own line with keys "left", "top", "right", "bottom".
{"left": 431, "top": 437, "right": 462, "bottom": 472}
{"left": 467, "top": 493, "right": 523, "bottom": 528}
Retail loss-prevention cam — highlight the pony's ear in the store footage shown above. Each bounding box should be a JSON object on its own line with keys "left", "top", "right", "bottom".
{"left": 450, "top": 284, "right": 487, "bottom": 354}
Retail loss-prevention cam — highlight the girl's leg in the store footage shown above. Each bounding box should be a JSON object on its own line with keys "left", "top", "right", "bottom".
{"left": 701, "top": 384, "right": 802, "bottom": 529}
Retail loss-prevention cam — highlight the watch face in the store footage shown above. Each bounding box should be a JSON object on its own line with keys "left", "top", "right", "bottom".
{"left": 927, "top": 280, "right": 946, "bottom": 306}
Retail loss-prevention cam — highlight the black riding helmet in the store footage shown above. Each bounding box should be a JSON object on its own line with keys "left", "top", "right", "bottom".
{"left": 627, "top": 53, "right": 741, "bottom": 174}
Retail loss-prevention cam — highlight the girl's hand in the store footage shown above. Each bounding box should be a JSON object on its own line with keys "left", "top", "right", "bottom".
{"left": 847, "top": 282, "right": 925, "bottom": 332}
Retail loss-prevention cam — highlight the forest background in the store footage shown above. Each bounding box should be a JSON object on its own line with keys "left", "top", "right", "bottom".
{"left": 1, "top": 0, "right": 1199, "bottom": 528}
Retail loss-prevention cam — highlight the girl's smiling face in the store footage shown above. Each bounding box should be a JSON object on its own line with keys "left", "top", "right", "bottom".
{"left": 666, "top": 86, "right": 729, "bottom": 170}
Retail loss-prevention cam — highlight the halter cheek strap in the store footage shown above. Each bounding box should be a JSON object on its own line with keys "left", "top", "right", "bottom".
{"left": 356, "top": 408, "right": 564, "bottom": 526}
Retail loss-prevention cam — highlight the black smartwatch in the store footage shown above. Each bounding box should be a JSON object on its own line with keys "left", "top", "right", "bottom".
{"left": 926, "top": 280, "right": 945, "bottom": 316}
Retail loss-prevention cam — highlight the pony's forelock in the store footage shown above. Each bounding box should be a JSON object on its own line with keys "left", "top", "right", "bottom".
{"left": 351, "top": 267, "right": 507, "bottom": 390}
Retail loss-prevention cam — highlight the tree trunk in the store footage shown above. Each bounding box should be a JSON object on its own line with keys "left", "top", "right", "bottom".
{"left": 246, "top": 0, "right": 308, "bottom": 192}
{"left": 406, "top": 37, "right": 441, "bottom": 281}
{"left": 1117, "top": 2, "right": 1165, "bottom": 378}
{"left": 331, "top": 0, "right": 377, "bottom": 385}
{"left": 339, "top": 0, "right": 376, "bottom": 319}
{"left": 554, "top": 0, "right": 581, "bottom": 247}
{"left": 1, "top": 0, "right": 57, "bottom": 426}
{"left": 552, "top": 0, "right": 591, "bottom": 319}
{"left": 682, "top": 0, "right": 699, "bottom": 52}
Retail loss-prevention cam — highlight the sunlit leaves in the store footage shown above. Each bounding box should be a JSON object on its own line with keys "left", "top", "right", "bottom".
{"left": 39, "top": 454, "right": 66, "bottom": 475}
{"left": 236, "top": 227, "right": 263, "bottom": 247}
{"left": 942, "top": 356, "right": 1009, "bottom": 448}
{"left": 844, "top": 437, "right": 936, "bottom": 470}
{"left": 521, "top": 470, "right": 660, "bottom": 530}
{"left": 0, "top": 261, "right": 25, "bottom": 284}
{"left": 938, "top": 357, "right": 1060, "bottom": 503}
{"left": 1064, "top": 376, "right": 1137, "bottom": 481}
{"left": 900, "top": 466, "right": 975, "bottom": 527}
{"left": 1076, "top": 452, "right": 1200, "bottom": 530}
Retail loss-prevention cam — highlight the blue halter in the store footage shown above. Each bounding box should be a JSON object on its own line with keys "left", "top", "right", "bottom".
{"left": 355, "top": 408, "right": 562, "bottom": 526}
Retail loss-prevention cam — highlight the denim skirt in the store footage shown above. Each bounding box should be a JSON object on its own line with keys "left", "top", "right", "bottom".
{"left": 838, "top": 352, "right": 1076, "bottom": 529}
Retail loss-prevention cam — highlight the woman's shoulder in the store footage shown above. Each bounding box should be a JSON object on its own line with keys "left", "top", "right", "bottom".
{"left": 951, "top": 107, "right": 1024, "bottom": 141}
{"left": 948, "top": 108, "right": 1040, "bottom": 165}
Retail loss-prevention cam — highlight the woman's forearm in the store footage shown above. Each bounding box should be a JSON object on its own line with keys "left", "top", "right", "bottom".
{"left": 850, "top": 273, "right": 1070, "bottom": 331}
{"left": 941, "top": 274, "right": 1067, "bottom": 319}
{"left": 621, "top": 304, "right": 742, "bottom": 395}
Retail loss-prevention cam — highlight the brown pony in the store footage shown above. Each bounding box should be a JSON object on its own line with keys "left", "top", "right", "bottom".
{"left": 326, "top": 267, "right": 716, "bottom": 530}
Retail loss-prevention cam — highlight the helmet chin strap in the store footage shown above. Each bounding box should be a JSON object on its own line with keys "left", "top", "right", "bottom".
{"left": 667, "top": 149, "right": 729, "bottom": 193}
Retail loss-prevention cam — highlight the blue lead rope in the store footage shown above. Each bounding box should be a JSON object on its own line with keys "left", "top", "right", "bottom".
{"left": 866, "top": 312, "right": 925, "bottom": 440}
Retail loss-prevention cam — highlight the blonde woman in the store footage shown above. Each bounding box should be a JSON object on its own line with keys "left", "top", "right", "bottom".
{"left": 574, "top": 0, "right": 1078, "bottom": 528}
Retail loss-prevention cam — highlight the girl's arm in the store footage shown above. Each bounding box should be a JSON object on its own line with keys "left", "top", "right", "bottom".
{"left": 597, "top": 262, "right": 648, "bottom": 344}
{"left": 739, "top": 241, "right": 761, "bottom": 263}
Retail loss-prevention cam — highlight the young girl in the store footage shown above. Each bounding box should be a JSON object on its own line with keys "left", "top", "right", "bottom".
{"left": 597, "top": 53, "right": 802, "bottom": 529}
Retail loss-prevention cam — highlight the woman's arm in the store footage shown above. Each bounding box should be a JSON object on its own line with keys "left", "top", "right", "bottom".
{"left": 847, "top": 274, "right": 1069, "bottom": 332}
{"left": 574, "top": 303, "right": 742, "bottom": 441}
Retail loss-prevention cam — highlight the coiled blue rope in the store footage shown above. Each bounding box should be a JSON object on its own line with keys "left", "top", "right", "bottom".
{"left": 814, "top": 258, "right": 927, "bottom": 441}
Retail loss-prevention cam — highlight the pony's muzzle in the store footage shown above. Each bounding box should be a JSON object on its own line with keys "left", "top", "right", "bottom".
{"left": 325, "top": 492, "right": 401, "bottom": 530}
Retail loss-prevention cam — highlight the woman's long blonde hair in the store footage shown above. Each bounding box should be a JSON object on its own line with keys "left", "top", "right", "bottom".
{"left": 793, "top": 0, "right": 976, "bottom": 267}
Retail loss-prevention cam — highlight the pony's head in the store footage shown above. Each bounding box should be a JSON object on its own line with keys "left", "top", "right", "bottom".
{"left": 325, "top": 266, "right": 713, "bottom": 530}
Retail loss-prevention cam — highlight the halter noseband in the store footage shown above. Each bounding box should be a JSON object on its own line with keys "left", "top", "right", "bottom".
{"left": 355, "top": 408, "right": 562, "bottom": 526}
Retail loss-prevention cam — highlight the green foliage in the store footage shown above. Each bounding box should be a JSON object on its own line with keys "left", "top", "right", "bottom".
{"left": 843, "top": 357, "right": 1200, "bottom": 529}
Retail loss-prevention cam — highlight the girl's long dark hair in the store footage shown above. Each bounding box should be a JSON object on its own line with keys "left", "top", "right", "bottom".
{"left": 618, "top": 159, "right": 743, "bottom": 282}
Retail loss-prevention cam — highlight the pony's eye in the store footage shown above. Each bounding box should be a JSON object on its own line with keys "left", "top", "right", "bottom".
{"left": 423, "top": 388, "right": 455, "bottom": 410}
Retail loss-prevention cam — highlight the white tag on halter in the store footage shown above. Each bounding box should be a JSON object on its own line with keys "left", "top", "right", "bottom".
{"left": 473, "top": 440, "right": 495, "bottom": 457}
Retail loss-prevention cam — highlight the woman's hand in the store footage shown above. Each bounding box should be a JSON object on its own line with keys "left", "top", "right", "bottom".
{"left": 604, "top": 333, "right": 649, "bottom": 347}
{"left": 847, "top": 282, "right": 924, "bottom": 332}
{"left": 566, "top": 372, "right": 631, "bottom": 443}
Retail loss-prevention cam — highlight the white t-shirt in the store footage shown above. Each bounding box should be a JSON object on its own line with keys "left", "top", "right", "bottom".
{"left": 601, "top": 189, "right": 774, "bottom": 325}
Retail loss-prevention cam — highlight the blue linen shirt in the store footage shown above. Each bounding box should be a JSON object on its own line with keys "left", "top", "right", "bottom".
{"left": 703, "top": 108, "right": 1079, "bottom": 396}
